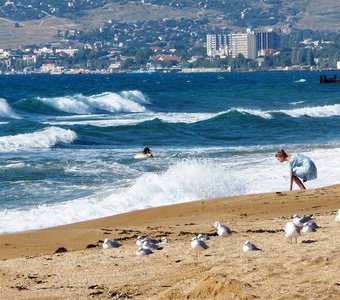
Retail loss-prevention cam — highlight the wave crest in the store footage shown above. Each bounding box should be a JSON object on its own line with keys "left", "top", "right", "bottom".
{"left": 230, "top": 108, "right": 272, "bottom": 119}
{"left": 36, "top": 90, "right": 148, "bottom": 114}
{"left": 0, "top": 126, "right": 77, "bottom": 152}
{"left": 278, "top": 104, "right": 340, "bottom": 118}
{"left": 0, "top": 159, "right": 245, "bottom": 232}
{"left": 0, "top": 98, "right": 20, "bottom": 119}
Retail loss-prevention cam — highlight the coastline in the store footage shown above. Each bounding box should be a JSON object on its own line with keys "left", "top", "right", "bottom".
{"left": 0, "top": 185, "right": 339, "bottom": 299}
{"left": 1, "top": 67, "right": 339, "bottom": 75}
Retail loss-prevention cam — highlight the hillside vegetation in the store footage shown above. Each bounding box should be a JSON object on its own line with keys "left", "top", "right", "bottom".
{"left": 0, "top": 0, "right": 339, "bottom": 48}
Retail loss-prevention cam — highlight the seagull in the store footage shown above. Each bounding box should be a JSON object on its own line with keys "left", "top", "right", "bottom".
{"left": 102, "top": 238, "right": 120, "bottom": 249}
{"left": 135, "top": 246, "right": 153, "bottom": 256}
{"left": 142, "top": 240, "right": 161, "bottom": 250}
{"left": 197, "top": 233, "right": 210, "bottom": 241}
{"left": 301, "top": 223, "right": 317, "bottom": 234}
{"left": 191, "top": 237, "right": 209, "bottom": 256}
{"left": 292, "top": 214, "right": 313, "bottom": 227}
{"left": 214, "top": 221, "right": 232, "bottom": 236}
{"left": 136, "top": 235, "right": 165, "bottom": 248}
{"left": 335, "top": 209, "right": 340, "bottom": 222}
{"left": 242, "top": 240, "right": 261, "bottom": 252}
{"left": 136, "top": 236, "right": 148, "bottom": 247}
{"left": 284, "top": 221, "right": 301, "bottom": 243}
{"left": 305, "top": 219, "right": 319, "bottom": 229}
{"left": 159, "top": 236, "right": 168, "bottom": 244}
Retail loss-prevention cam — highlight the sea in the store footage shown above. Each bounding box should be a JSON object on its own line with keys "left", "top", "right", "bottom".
{"left": 1, "top": 71, "right": 340, "bottom": 233}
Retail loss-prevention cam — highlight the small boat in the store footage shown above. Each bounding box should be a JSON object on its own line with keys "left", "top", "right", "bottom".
{"left": 320, "top": 75, "right": 340, "bottom": 84}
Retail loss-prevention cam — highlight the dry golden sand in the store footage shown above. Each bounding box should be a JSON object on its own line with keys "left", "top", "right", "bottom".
{"left": 0, "top": 185, "right": 339, "bottom": 299}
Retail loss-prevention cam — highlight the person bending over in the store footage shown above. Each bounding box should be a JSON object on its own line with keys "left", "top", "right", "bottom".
{"left": 275, "top": 149, "right": 317, "bottom": 191}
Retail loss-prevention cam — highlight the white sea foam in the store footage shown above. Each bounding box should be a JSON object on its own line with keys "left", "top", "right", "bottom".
{"left": 0, "top": 98, "right": 20, "bottom": 119}
{"left": 290, "top": 101, "right": 305, "bottom": 105}
{"left": 232, "top": 108, "right": 272, "bottom": 119}
{"left": 36, "top": 91, "right": 148, "bottom": 114}
{"left": 82, "top": 92, "right": 147, "bottom": 113}
{"left": 294, "top": 79, "right": 306, "bottom": 83}
{"left": 42, "top": 112, "right": 222, "bottom": 127}
{"left": 0, "top": 126, "right": 77, "bottom": 152}
{"left": 0, "top": 159, "right": 243, "bottom": 232}
{"left": 38, "top": 96, "right": 92, "bottom": 114}
{"left": 0, "top": 146, "right": 340, "bottom": 233}
{"left": 121, "top": 90, "right": 150, "bottom": 104}
{"left": 40, "top": 102, "right": 340, "bottom": 128}
{"left": 277, "top": 104, "right": 340, "bottom": 118}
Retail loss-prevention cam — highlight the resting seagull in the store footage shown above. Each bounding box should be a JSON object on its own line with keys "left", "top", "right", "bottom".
{"left": 191, "top": 237, "right": 209, "bottom": 257}
{"left": 102, "top": 239, "right": 121, "bottom": 249}
{"left": 292, "top": 214, "right": 313, "bottom": 227}
{"left": 242, "top": 240, "right": 261, "bottom": 252}
{"left": 301, "top": 223, "right": 317, "bottom": 234}
{"left": 214, "top": 221, "right": 232, "bottom": 236}
{"left": 136, "top": 236, "right": 148, "bottom": 247}
{"left": 142, "top": 240, "right": 162, "bottom": 250}
{"left": 136, "top": 235, "right": 166, "bottom": 247}
{"left": 135, "top": 246, "right": 153, "bottom": 256}
{"left": 197, "top": 233, "right": 210, "bottom": 241}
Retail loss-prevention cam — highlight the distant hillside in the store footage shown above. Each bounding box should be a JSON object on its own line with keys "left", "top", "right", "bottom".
{"left": 0, "top": 0, "right": 339, "bottom": 48}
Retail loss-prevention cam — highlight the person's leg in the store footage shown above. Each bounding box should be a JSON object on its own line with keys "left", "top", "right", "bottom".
{"left": 293, "top": 176, "right": 306, "bottom": 190}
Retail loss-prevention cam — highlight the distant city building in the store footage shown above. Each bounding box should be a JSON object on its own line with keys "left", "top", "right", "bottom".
{"left": 206, "top": 34, "right": 228, "bottom": 57}
{"left": 55, "top": 48, "right": 79, "bottom": 57}
{"left": 39, "top": 63, "right": 58, "bottom": 73}
{"left": 0, "top": 49, "right": 11, "bottom": 59}
{"left": 255, "top": 29, "right": 281, "bottom": 56}
{"left": 257, "top": 49, "right": 278, "bottom": 56}
{"left": 337, "top": 61, "right": 340, "bottom": 70}
{"left": 230, "top": 32, "right": 256, "bottom": 59}
{"left": 150, "top": 54, "right": 181, "bottom": 62}
{"left": 108, "top": 62, "right": 121, "bottom": 72}
{"left": 34, "top": 47, "right": 53, "bottom": 55}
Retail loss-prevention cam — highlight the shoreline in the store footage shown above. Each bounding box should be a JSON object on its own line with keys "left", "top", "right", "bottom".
{"left": 1, "top": 184, "right": 339, "bottom": 260}
{"left": 0, "top": 185, "right": 339, "bottom": 299}
{"left": 1, "top": 68, "right": 339, "bottom": 76}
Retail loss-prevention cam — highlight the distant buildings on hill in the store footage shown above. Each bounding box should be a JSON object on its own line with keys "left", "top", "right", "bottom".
{"left": 207, "top": 29, "right": 281, "bottom": 59}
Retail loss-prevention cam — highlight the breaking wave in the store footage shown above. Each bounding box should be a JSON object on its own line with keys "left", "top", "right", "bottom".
{"left": 0, "top": 98, "right": 20, "bottom": 119}
{"left": 36, "top": 90, "right": 149, "bottom": 114}
{"left": 0, "top": 126, "right": 77, "bottom": 152}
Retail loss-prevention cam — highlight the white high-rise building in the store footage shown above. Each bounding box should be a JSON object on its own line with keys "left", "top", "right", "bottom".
{"left": 206, "top": 34, "right": 228, "bottom": 57}
{"left": 230, "top": 32, "right": 256, "bottom": 59}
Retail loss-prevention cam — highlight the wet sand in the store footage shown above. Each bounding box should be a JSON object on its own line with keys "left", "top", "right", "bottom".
{"left": 0, "top": 185, "right": 339, "bottom": 299}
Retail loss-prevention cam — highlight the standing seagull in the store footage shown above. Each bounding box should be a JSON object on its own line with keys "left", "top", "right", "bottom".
{"left": 284, "top": 221, "right": 301, "bottom": 243}
{"left": 335, "top": 209, "right": 340, "bottom": 222}
{"left": 242, "top": 240, "right": 261, "bottom": 252}
{"left": 214, "top": 221, "right": 232, "bottom": 236}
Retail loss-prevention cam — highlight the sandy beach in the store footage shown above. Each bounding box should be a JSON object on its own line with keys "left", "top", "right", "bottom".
{"left": 0, "top": 185, "right": 339, "bottom": 299}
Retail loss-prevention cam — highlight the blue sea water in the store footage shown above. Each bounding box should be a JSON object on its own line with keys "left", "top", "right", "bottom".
{"left": 1, "top": 71, "right": 340, "bottom": 233}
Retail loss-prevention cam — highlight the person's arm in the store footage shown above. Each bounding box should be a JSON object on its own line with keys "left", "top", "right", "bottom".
{"left": 289, "top": 169, "right": 294, "bottom": 191}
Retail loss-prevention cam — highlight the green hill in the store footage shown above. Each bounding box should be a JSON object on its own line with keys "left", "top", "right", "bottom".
{"left": 0, "top": 0, "right": 339, "bottom": 48}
